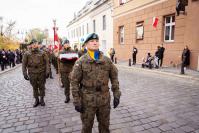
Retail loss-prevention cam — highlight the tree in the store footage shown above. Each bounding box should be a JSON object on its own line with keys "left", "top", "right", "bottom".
{"left": 26, "top": 28, "right": 48, "bottom": 43}
{"left": 0, "top": 17, "right": 16, "bottom": 38}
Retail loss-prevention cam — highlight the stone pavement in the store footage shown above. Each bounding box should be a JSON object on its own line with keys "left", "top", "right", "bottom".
{"left": 0, "top": 64, "right": 21, "bottom": 75}
{"left": 0, "top": 66, "right": 199, "bottom": 133}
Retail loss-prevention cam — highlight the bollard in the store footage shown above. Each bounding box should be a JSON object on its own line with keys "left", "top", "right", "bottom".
{"left": 129, "top": 59, "right": 131, "bottom": 66}
{"left": 114, "top": 57, "right": 117, "bottom": 64}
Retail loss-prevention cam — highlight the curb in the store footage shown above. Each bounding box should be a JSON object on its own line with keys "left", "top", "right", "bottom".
{"left": 116, "top": 64, "right": 199, "bottom": 81}
{"left": 0, "top": 64, "right": 22, "bottom": 76}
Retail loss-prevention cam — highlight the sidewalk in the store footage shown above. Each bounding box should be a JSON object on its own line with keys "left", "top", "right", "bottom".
{"left": 116, "top": 60, "right": 199, "bottom": 81}
{"left": 0, "top": 64, "right": 22, "bottom": 75}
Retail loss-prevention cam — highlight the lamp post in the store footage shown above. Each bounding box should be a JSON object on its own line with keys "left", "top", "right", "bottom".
{"left": 53, "top": 19, "right": 58, "bottom": 47}
{"left": 53, "top": 19, "right": 56, "bottom": 47}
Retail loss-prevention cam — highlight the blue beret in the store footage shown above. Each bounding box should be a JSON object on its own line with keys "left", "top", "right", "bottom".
{"left": 84, "top": 33, "right": 99, "bottom": 44}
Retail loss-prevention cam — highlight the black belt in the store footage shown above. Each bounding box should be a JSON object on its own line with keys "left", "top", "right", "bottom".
{"left": 82, "top": 85, "right": 102, "bottom": 92}
{"left": 28, "top": 66, "right": 39, "bottom": 69}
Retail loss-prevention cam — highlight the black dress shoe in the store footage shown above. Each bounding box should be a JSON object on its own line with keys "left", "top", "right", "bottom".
{"left": 64, "top": 97, "right": 70, "bottom": 103}
{"left": 40, "top": 97, "right": 45, "bottom": 106}
{"left": 33, "top": 98, "right": 40, "bottom": 107}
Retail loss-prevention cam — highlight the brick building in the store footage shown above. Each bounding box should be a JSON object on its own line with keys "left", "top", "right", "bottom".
{"left": 113, "top": 0, "right": 199, "bottom": 70}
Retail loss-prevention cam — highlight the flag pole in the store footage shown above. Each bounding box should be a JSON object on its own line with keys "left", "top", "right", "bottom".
{"left": 53, "top": 19, "right": 61, "bottom": 87}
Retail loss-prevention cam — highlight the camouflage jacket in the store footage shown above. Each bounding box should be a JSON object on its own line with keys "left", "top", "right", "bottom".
{"left": 22, "top": 49, "right": 50, "bottom": 75}
{"left": 70, "top": 52, "right": 121, "bottom": 107}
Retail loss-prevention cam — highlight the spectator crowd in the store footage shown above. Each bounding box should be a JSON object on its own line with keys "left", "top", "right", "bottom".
{"left": 0, "top": 49, "right": 23, "bottom": 71}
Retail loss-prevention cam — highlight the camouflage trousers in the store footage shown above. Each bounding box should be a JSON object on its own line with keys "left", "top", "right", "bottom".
{"left": 80, "top": 104, "right": 110, "bottom": 133}
{"left": 29, "top": 72, "right": 46, "bottom": 98}
{"left": 60, "top": 72, "right": 70, "bottom": 97}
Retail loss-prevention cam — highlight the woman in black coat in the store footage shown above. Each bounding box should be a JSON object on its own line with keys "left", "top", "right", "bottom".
{"left": 181, "top": 45, "right": 190, "bottom": 74}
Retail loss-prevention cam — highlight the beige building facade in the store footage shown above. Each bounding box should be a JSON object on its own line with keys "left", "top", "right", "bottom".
{"left": 67, "top": 0, "right": 113, "bottom": 56}
{"left": 113, "top": 0, "right": 199, "bottom": 70}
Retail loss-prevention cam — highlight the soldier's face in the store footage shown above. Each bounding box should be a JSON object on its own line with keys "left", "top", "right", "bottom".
{"left": 32, "top": 43, "right": 39, "bottom": 49}
{"left": 86, "top": 39, "right": 99, "bottom": 51}
{"left": 64, "top": 43, "right": 70, "bottom": 49}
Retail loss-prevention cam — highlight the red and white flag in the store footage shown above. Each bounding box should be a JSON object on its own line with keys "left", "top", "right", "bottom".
{"left": 152, "top": 17, "right": 159, "bottom": 28}
{"left": 53, "top": 27, "right": 59, "bottom": 42}
{"left": 53, "top": 27, "right": 62, "bottom": 50}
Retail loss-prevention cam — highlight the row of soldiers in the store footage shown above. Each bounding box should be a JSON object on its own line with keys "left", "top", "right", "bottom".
{"left": 22, "top": 33, "right": 121, "bottom": 133}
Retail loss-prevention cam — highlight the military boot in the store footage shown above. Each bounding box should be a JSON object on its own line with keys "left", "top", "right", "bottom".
{"left": 33, "top": 97, "right": 40, "bottom": 107}
{"left": 40, "top": 97, "right": 45, "bottom": 106}
{"left": 64, "top": 96, "right": 70, "bottom": 103}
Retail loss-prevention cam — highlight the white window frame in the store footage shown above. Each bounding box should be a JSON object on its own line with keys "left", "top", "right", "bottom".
{"left": 164, "top": 15, "right": 175, "bottom": 42}
{"left": 82, "top": 25, "right": 84, "bottom": 36}
{"left": 119, "top": 26, "right": 124, "bottom": 44}
{"left": 136, "top": 22, "right": 144, "bottom": 40}
{"left": 79, "top": 26, "right": 82, "bottom": 37}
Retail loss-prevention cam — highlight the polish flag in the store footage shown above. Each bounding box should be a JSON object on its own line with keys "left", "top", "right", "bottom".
{"left": 54, "top": 41, "right": 62, "bottom": 50}
{"left": 53, "top": 27, "right": 62, "bottom": 50}
{"left": 53, "top": 27, "right": 59, "bottom": 42}
{"left": 152, "top": 17, "right": 159, "bottom": 28}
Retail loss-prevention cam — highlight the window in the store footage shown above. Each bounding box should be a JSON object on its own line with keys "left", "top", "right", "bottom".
{"left": 119, "top": 26, "right": 124, "bottom": 44}
{"left": 79, "top": 26, "right": 82, "bottom": 36}
{"left": 119, "top": 0, "right": 126, "bottom": 5}
{"left": 136, "top": 21, "right": 144, "bottom": 40}
{"left": 164, "top": 15, "right": 175, "bottom": 42}
{"left": 103, "top": 15, "right": 106, "bottom": 30}
{"left": 71, "top": 31, "right": 73, "bottom": 38}
{"left": 82, "top": 25, "right": 84, "bottom": 36}
{"left": 101, "top": 40, "right": 107, "bottom": 54}
{"left": 87, "top": 23, "right": 89, "bottom": 34}
{"left": 76, "top": 28, "right": 78, "bottom": 38}
{"left": 93, "top": 20, "right": 96, "bottom": 33}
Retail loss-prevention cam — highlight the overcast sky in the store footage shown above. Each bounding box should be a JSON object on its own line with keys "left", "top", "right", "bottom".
{"left": 0, "top": 0, "right": 87, "bottom": 38}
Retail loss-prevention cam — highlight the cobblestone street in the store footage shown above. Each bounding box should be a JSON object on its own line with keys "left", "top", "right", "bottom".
{"left": 0, "top": 66, "right": 199, "bottom": 133}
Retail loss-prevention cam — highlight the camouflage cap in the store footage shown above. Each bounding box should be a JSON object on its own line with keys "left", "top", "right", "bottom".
{"left": 84, "top": 33, "right": 99, "bottom": 44}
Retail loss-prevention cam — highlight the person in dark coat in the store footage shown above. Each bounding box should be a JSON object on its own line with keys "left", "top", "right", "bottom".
{"left": 181, "top": 45, "right": 190, "bottom": 74}
{"left": 132, "top": 46, "right": 138, "bottom": 65}
{"left": 176, "top": 0, "right": 188, "bottom": 16}
{"left": 159, "top": 44, "right": 165, "bottom": 67}
{"left": 10, "top": 51, "right": 16, "bottom": 67}
{"left": 0, "top": 50, "right": 4, "bottom": 71}
{"left": 154, "top": 46, "right": 160, "bottom": 68}
{"left": 1, "top": 49, "right": 7, "bottom": 70}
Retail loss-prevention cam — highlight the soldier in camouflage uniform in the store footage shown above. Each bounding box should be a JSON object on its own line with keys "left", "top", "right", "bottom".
{"left": 22, "top": 39, "right": 50, "bottom": 107}
{"left": 70, "top": 33, "right": 121, "bottom": 133}
{"left": 44, "top": 47, "right": 53, "bottom": 79}
{"left": 78, "top": 43, "right": 87, "bottom": 58}
{"left": 59, "top": 39, "right": 77, "bottom": 103}
{"left": 52, "top": 49, "right": 59, "bottom": 74}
